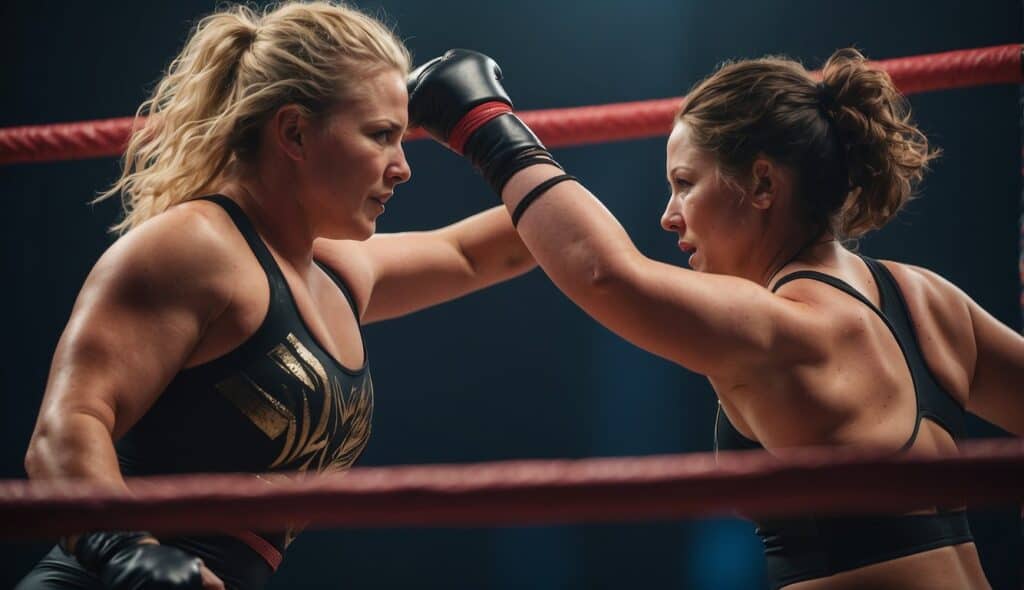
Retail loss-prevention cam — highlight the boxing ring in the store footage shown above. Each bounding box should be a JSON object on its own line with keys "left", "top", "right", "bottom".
{"left": 0, "top": 44, "right": 1022, "bottom": 543}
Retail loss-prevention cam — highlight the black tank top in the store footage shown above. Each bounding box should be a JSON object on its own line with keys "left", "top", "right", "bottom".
{"left": 714, "top": 255, "right": 972, "bottom": 589}
{"left": 116, "top": 196, "right": 374, "bottom": 589}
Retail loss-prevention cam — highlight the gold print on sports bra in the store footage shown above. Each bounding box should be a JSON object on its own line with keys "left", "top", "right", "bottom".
{"left": 265, "top": 333, "right": 373, "bottom": 474}
{"left": 265, "top": 334, "right": 373, "bottom": 548}
{"left": 215, "top": 374, "right": 295, "bottom": 439}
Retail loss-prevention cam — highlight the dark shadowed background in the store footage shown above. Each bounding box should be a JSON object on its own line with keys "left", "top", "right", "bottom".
{"left": 1, "top": 1, "right": 1021, "bottom": 588}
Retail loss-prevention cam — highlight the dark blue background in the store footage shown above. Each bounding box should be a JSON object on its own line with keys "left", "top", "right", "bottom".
{"left": 2, "top": 1, "right": 1021, "bottom": 588}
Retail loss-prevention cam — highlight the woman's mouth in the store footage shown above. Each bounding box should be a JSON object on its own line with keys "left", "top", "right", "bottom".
{"left": 370, "top": 195, "right": 390, "bottom": 212}
{"left": 678, "top": 241, "right": 700, "bottom": 268}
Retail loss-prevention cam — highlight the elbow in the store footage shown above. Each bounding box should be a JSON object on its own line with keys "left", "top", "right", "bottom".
{"left": 506, "top": 248, "right": 537, "bottom": 277}
{"left": 23, "top": 423, "right": 52, "bottom": 479}
{"left": 23, "top": 410, "right": 87, "bottom": 479}
{"left": 458, "top": 239, "right": 536, "bottom": 283}
{"left": 566, "top": 249, "right": 636, "bottom": 301}
{"left": 590, "top": 246, "right": 641, "bottom": 291}
{"left": 585, "top": 265, "right": 617, "bottom": 296}
{"left": 24, "top": 409, "right": 70, "bottom": 479}
{"left": 22, "top": 398, "right": 122, "bottom": 483}
{"left": 588, "top": 259, "right": 622, "bottom": 291}
{"left": 480, "top": 238, "right": 536, "bottom": 279}
{"left": 23, "top": 445, "right": 39, "bottom": 479}
{"left": 534, "top": 237, "right": 643, "bottom": 308}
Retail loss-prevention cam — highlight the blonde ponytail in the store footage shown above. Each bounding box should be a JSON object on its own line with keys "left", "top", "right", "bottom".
{"left": 99, "top": 2, "right": 410, "bottom": 233}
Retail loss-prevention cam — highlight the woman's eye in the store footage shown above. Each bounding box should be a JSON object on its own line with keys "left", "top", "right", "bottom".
{"left": 372, "top": 130, "right": 393, "bottom": 143}
{"left": 672, "top": 178, "right": 692, "bottom": 191}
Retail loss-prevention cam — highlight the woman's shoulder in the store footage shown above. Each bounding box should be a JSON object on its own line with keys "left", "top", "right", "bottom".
{"left": 876, "top": 260, "right": 972, "bottom": 318}
{"left": 764, "top": 253, "right": 971, "bottom": 364}
{"left": 89, "top": 199, "right": 248, "bottom": 301}
{"left": 114, "top": 198, "right": 245, "bottom": 261}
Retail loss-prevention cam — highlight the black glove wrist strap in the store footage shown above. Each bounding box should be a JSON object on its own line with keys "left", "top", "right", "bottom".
{"left": 463, "top": 114, "right": 562, "bottom": 194}
{"left": 511, "top": 174, "right": 577, "bottom": 227}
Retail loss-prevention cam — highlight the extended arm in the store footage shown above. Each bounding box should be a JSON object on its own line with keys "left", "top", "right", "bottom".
{"left": 314, "top": 205, "right": 534, "bottom": 324}
{"left": 404, "top": 50, "right": 822, "bottom": 377}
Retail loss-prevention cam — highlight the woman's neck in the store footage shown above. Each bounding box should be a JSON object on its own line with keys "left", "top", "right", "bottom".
{"left": 762, "top": 233, "right": 841, "bottom": 288}
{"left": 217, "top": 177, "right": 316, "bottom": 272}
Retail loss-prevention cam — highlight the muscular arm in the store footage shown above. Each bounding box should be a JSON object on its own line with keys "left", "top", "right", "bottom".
{"left": 24, "top": 207, "right": 235, "bottom": 487}
{"left": 966, "top": 297, "right": 1024, "bottom": 434}
{"left": 499, "top": 164, "right": 823, "bottom": 378}
{"left": 403, "top": 50, "right": 822, "bottom": 378}
{"left": 313, "top": 205, "right": 535, "bottom": 323}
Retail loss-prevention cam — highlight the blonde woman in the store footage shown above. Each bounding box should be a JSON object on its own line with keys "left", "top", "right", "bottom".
{"left": 407, "top": 49, "right": 1023, "bottom": 589}
{"left": 17, "top": 5, "right": 534, "bottom": 590}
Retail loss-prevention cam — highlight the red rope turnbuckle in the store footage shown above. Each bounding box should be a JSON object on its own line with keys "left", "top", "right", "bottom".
{"left": 0, "top": 44, "right": 1020, "bottom": 166}
{"left": 0, "top": 439, "right": 1021, "bottom": 539}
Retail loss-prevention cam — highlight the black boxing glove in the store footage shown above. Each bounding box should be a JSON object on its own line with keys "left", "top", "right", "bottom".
{"left": 407, "top": 49, "right": 561, "bottom": 194}
{"left": 73, "top": 531, "right": 203, "bottom": 589}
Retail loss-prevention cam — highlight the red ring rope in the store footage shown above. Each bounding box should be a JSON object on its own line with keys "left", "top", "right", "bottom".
{"left": 0, "top": 44, "right": 1019, "bottom": 166}
{"left": 1, "top": 438, "right": 1020, "bottom": 539}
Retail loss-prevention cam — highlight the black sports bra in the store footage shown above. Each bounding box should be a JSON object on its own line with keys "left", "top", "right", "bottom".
{"left": 117, "top": 195, "right": 374, "bottom": 588}
{"left": 714, "top": 255, "right": 972, "bottom": 589}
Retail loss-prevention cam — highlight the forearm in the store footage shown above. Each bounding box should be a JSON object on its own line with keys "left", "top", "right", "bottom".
{"left": 501, "top": 164, "right": 641, "bottom": 300}
{"left": 352, "top": 206, "right": 536, "bottom": 323}
{"left": 26, "top": 411, "right": 131, "bottom": 552}
{"left": 443, "top": 205, "right": 536, "bottom": 284}
{"left": 501, "top": 165, "right": 784, "bottom": 375}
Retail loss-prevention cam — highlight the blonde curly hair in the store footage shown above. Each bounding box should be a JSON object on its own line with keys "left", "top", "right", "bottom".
{"left": 99, "top": 1, "right": 410, "bottom": 233}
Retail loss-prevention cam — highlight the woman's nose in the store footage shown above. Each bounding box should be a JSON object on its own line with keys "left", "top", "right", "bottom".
{"left": 389, "top": 146, "right": 412, "bottom": 185}
{"left": 661, "top": 197, "right": 684, "bottom": 232}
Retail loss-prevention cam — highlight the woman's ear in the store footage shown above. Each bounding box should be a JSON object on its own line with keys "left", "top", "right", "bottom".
{"left": 749, "top": 156, "right": 779, "bottom": 210}
{"left": 272, "top": 104, "right": 307, "bottom": 161}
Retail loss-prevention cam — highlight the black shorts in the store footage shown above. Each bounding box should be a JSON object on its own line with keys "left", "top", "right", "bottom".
{"left": 15, "top": 546, "right": 101, "bottom": 590}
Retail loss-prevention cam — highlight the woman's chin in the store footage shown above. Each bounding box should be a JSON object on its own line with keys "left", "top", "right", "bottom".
{"left": 354, "top": 222, "right": 376, "bottom": 241}
{"left": 319, "top": 219, "right": 374, "bottom": 241}
{"left": 687, "top": 251, "right": 703, "bottom": 271}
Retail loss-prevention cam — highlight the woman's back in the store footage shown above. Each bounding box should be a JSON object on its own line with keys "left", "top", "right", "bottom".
{"left": 715, "top": 247, "right": 971, "bottom": 454}
{"left": 714, "top": 245, "right": 989, "bottom": 589}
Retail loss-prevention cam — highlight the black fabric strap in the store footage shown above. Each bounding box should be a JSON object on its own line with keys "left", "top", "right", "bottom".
{"left": 196, "top": 195, "right": 289, "bottom": 295}
{"left": 770, "top": 259, "right": 965, "bottom": 449}
{"left": 461, "top": 114, "right": 560, "bottom": 194}
{"left": 763, "top": 510, "right": 973, "bottom": 589}
{"left": 770, "top": 268, "right": 921, "bottom": 451}
{"left": 511, "top": 174, "right": 577, "bottom": 227}
{"left": 489, "top": 152, "right": 563, "bottom": 195}
{"left": 861, "top": 257, "right": 966, "bottom": 439}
